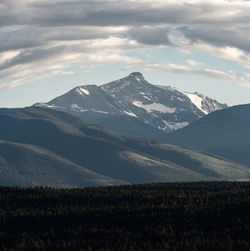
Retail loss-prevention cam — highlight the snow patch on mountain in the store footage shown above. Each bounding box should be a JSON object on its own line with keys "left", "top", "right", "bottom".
{"left": 35, "top": 103, "right": 56, "bottom": 108}
{"left": 34, "top": 103, "right": 65, "bottom": 109}
{"left": 71, "top": 104, "right": 82, "bottom": 109}
{"left": 92, "top": 109, "right": 109, "bottom": 114}
{"left": 143, "top": 96, "right": 152, "bottom": 101}
{"left": 132, "top": 101, "right": 176, "bottom": 114}
{"left": 185, "top": 93, "right": 207, "bottom": 114}
{"left": 123, "top": 110, "right": 137, "bottom": 117}
{"left": 76, "top": 87, "right": 90, "bottom": 95}
{"left": 71, "top": 104, "right": 88, "bottom": 112}
{"left": 163, "top": 121, "right": 189, "bottom": 130}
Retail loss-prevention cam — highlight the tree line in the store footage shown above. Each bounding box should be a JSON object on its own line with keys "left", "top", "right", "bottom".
{"left": 0, "top": 181, "right": 250, "bottom": 250}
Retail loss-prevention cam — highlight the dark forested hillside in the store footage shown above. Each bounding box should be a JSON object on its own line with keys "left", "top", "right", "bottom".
{"left": 165, "top": 103, "right": 250, "bottom": 167}
{"left": 1, "top": 107, "right": 250, "bottom": 187}
{"left": 0, "top": 140, "right": 124, "bottom": 187}
{"left": 0, "top": 182, "right": 250, "bottom": 250}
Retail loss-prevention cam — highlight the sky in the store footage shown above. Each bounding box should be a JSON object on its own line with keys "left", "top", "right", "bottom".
{"left": 1, "top": 0, "right": 250, "bottom": 107}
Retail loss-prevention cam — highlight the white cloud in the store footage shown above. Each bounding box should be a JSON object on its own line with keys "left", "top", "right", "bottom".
{"left": 0, "top": 50, "right": 21, "bottom": 65}
{"left": 146, "top": 63, "right": 250, "bottom": 87}
{"left": 0, "top": 37, "right": 141, "bottom": 89}
{"left": 1, "top": 0, "right": 250, "bottom": 89}
{"left": 183, "top": 43, "right": 250, "bottom": 70}
{"left": 186, "top": 60, "right": 204, "bottom": 66}
{"left": 0, "top": 70, "right": 75, "bottom": 90}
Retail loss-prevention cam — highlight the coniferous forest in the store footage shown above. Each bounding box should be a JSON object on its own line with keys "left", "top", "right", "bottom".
{"left": 1, "top": 182, "right": 250, "bottom": 250}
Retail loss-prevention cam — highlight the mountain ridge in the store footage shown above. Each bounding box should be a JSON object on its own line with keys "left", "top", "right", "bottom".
{"left": 35, "top": 72, "right": 227, "bottom": 137}
{"left": 1, "top": 106, "right": 249, "bottom": 187}
{"left": 164, "top": 103, "right": 250, "bottom": 167}
{"left": 0, "top": 140, "right": 125, "bottom": 187}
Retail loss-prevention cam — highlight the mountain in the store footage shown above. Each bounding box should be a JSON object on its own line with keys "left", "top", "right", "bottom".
{"left": 184, "top": 91, "right": 227, "bottom": 115}
{"left": 0, "top": 140, "right": 124, "bottom": 187}
{"left": 0, "top": 107, "right": 249, "bottom": 187}
{"left": 165, "top": 103, "right": 250, "bottom": 167}
{"left": 35, "top": 72, "right": 227, "bottom": 137}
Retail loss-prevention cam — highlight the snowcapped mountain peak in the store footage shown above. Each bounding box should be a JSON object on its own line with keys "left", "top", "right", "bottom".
{"left": 40, "top": 73, "right": 228, "bottom": 135}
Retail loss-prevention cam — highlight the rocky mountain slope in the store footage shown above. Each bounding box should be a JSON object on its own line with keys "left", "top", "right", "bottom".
{"left": 35, "top": 72, "right": 227, "bottom": 137}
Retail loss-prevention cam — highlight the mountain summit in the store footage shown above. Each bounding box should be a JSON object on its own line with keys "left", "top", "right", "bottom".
{"left": 129, "top": 72, "right": 145, "bottom": 80}
{"left": 35, "top": 73, "right": 227, "bottom": 137}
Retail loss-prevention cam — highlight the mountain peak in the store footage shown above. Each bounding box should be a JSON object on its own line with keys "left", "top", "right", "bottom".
{"left": 128, "top": 72, "right": 145, "bottom": 81}
{"left": 44, "top": 72, "right": 227, "bottom": 135}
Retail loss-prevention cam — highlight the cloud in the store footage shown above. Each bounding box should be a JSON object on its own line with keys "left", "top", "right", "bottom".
{"left": 0, "top": 70, "right": 75, "bottom": 90}
{"left": 0, "top": 37, "right": 141, "bottom": 88}
{"left": 128, "top": 27, "right": 172, "bottom": 46}
{"left": 186, "top": 60, "right": 204, "bottom": 66}
{"left": 183, "top": 42, "right": 250, "bottom": 70}
{"left": 145, "top": 63, "right": 250, "bottom": 87}
{"left": 2, "top": 0, "right": 250, "bottom": 27}
{"left": 0, "top": 26, "right": 128, "bottom": 52}
{"left": 1, "top": 0, "right": 250, "bottom": 89}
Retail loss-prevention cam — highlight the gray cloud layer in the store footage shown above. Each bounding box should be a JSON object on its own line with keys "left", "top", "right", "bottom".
{"left": 145, "top": 63, "right": 250, "bottom": 87}
{"left": 1, "top": 0, "right": 250, "bottom": 88}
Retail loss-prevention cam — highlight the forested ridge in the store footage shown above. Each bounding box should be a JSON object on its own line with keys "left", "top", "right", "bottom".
{"left": 1, "top": 107, "right": 250, "bottom": 187}
{"left": 1, "top": 182, "right": 250, "bottom": 250}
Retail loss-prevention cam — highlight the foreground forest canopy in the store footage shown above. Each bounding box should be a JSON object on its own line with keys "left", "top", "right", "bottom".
{"left": 1, "top": 182, "right": 250, "bottom": 250}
